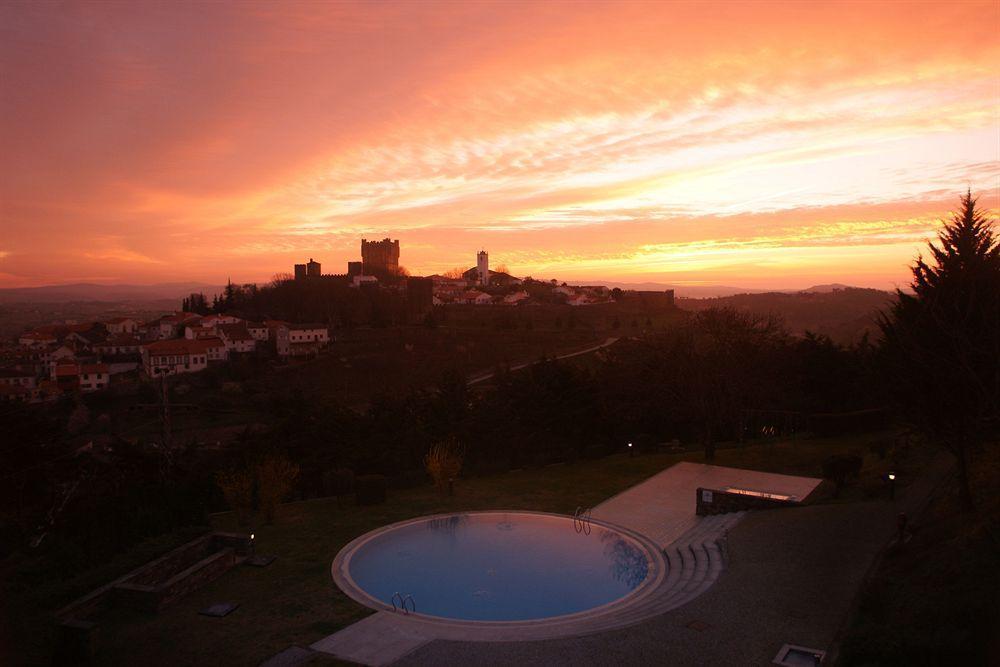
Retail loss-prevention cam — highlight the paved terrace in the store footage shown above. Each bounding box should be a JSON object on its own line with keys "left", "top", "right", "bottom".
{"left": 295, "top": 462, "right": 824, "bottom": 666}
{"left": 591, "top": 461, "right": 823, "bottom": 548}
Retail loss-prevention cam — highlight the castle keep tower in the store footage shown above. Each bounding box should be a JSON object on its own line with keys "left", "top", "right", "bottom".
{"left": 361, "top": 238, "right": 400, "bottom": 275}
{"left": 477, "top": 250, "right": 489, "bottom": 286}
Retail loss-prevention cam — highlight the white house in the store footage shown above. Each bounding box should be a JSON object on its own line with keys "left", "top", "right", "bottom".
{"left": 461, "top": 290, "right": 493, "bottom": 305}
{"left": 105, "top": 317, "right": 139, "bottom": 334}
{"left": 244, "top": 321, "right": 269, "bottom": 342}
{"left": 275, "top": 324, "right": 329, "bottom": 357}
{"left": 78, "top": 364, "right": 110, "bottom": 392}
{"left": 200, "top": 314, "right": 242, "bottom": 329}
{"left": 218, "top": 324, "right": 257, "bottom": 353}
{"left": 142, "top": 339, "right": 212, "bottom": 377}
{"left": 0, "top": 368, "right": 37, "bottom": 389}
{"left": 202, "top": 336, "right": 229, "bottom": 362}
{"left": 502, "top": 290, "right": 530, "bottom": 305}
{"left": 95, "top": 334, "right": 142, "bottom": 356}
{"left": 18, "top": 331, "right": 57, "bottom": 348}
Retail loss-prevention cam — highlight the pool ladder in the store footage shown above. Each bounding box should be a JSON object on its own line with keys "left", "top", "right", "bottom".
{"left": 573, "top": 506, "right": 593, "bottom": 535}
{"left": 391, "top": 591, "right": 416, "bottom": 614}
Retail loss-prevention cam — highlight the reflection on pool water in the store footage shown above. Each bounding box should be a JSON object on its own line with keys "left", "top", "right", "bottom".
{"left": 346, "top": 512, "right": 652, "bottom": 621}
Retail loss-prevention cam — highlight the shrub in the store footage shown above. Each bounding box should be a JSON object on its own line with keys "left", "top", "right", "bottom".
{"left": 257, "top": 455, "right": 299, "bottom": 524}
{"left": 215, "top": 467, "right": 255, "bottom": 526}
{"left": 822, "top": 453, "right": 864, "bottom": 497}
{"left": 322, "top": 468, "right": 355, "bottom": 498}
{"left": 425, "top": 437, "right": 465, "bottom": 494}
{"left": 355, "top": 475, "right": 387, "bottom": 505}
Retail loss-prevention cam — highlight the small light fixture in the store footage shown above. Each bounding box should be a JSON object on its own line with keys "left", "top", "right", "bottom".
{"left": 888, "top": 473, "right": 895, "bottom": 481}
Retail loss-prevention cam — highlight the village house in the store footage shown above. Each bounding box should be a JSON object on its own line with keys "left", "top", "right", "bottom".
{"left": 78, "top": 363, "right": 110, "bottom": 392}
{"left": 105, "top": 317, "right": 139, "bottom": 334}
{"left": 244, "top": 321, "right": 269, "bottom": 342}
{"left": 142, "top": 339, "right": 212, "bottom": 377}
{"left": 52, "top": 362, "right": 80, "bottom": 392}
{"left": 0, "top": 383, "right": 31, "bottom": 403}
{"left": 202, "top": 336, "right": 229, "bottom": 362}
{"left": 502, "top": 290, "right": 530, "bottom": 305}
{"left": 461, "top": 290, "right": 493, "bottom": 305}
{"left": 18, "top": 331, "right": 57, "bottom": 348}
{"left": 275, "top": 323, "right": 329, "bottom": 358}
{"left": 218, "top": 324, "right": 257, "bottom": 354}
{"left": 200, "top": 313, "right": 243, "bottom": 329}
{"left": 0, "top": 367, "right": 38, "bottom": 389}
{"left": 151, "top": 312, "right": 201, "bottom": 340}
{"left": 184, "top": 325, "right": 218, "bottom": 340}
{"left": 94, "top": 334, "right": 142, "bottom": 356}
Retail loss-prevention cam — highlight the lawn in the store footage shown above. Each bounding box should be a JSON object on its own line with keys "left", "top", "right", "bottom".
{"left": 13, "top": 429, "right": 921, "bottom": 666}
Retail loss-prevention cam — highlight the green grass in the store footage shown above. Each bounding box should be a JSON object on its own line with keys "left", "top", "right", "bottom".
{"left": 10, "top": 430, "right": 920, "bottom": 666}
{"left": 838, "top": 445, "right": 1000, "bottom": 666}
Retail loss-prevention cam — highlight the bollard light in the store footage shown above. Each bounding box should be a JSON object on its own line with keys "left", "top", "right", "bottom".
{"left": 628, "top": 441, "right": 634, "bottom": 458}
{"left": 888, "top": 472, "right": 895, "bottom": 481}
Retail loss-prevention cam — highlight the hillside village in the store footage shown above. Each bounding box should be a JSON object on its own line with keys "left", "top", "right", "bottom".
{"left": 1, "top": 240, "right": 677, "bottom": 404}
{"left": 0, "top": 313, "right": 331, "bottom": 404}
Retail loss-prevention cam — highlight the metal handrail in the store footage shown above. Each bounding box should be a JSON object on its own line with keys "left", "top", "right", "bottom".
{"left": 391, "top": 592, "right": 416, "bottom": 614}
{"left": 573, "top": 506, "right": 593, "bottom": 535}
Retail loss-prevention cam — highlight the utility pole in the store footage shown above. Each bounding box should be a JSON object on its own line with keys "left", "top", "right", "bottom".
{"left": 156, "top": 367, "right": 173, "bottom": 474}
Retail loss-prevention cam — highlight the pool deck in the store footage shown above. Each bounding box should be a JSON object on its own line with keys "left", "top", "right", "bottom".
{"left": 591, "top": 461, "right": 823, "bottom": 548}
{"left": 394, "top": 452, "right": 954, "bottom": 667}
{"left": 304, "top": 462, "right": 825, "bottom": 666}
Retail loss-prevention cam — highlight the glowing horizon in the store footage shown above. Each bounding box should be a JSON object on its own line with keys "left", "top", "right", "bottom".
{"left": 1, "top": 1, "right": 998, "bottom": 289}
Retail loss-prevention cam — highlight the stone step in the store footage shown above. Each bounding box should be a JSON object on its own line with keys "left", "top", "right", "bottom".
{"left": 310, "top": 612, "right": 429, "bottom": 666}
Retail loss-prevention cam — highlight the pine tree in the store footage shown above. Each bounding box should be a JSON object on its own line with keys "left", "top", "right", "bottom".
{"left": 879, "top": 190, "right": 999, "bottom": 510}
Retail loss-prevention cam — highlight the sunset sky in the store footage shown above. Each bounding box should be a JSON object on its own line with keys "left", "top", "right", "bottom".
{"left": 1, "top": 1, "right": 998, "bottom": 290}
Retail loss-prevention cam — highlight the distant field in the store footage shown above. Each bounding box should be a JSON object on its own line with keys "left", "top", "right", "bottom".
{"left": 6, "top": 429, "right": 927, "bottom": 666}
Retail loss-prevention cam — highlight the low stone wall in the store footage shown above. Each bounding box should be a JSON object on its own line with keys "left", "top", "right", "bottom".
{"left": 56, "top": 532, "right": 251, "bottom": 621}
{"left": 695, "top": 487, "right": 801, "bottom": 516}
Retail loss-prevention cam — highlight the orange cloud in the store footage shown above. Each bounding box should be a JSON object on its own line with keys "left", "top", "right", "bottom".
{"left": 0, "top": 1, "right": 997, "bottom": 288}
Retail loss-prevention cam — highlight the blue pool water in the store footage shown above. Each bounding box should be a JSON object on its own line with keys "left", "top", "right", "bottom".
{"left": 346, "top": 512, "right": 652, "bottom": 621}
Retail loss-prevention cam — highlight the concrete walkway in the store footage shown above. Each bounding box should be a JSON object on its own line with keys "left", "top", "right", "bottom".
{"left": 309, "top": 612, "right": 431, "bottom": 667}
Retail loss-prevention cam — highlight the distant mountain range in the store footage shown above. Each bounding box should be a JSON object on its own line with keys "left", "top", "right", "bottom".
{"left": 0, "top": 282, "right": 224, "bottom": 304}
{"left": 595, "top": 281, "right": 873, "bottom": 298}
{"left": 0, "top": 280, "right": 886, "bottom": 303}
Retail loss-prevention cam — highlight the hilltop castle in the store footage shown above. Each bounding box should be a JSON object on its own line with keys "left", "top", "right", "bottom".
{"left": 361, "top": 238, "right": 400, "bottom": 275}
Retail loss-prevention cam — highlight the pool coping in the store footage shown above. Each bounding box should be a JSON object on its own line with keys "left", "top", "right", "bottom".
{"left": 330, "top": 509, "right": 668, "bottom": 642}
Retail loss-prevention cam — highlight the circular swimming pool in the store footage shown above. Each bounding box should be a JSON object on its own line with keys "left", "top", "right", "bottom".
{"left": 332, "top": 511, "right": 660, "bottom": 622}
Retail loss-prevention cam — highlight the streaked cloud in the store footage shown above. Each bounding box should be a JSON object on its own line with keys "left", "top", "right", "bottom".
{"left": 0, "top": 1, "right": 997, "bottom": 288}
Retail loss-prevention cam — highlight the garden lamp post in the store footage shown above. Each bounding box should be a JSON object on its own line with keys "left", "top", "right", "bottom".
{"left": 628, "top": 441, "right": 633, "bottom": 458}
{"left": 888, "top": 472, "right": 896, "bottom": 500}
